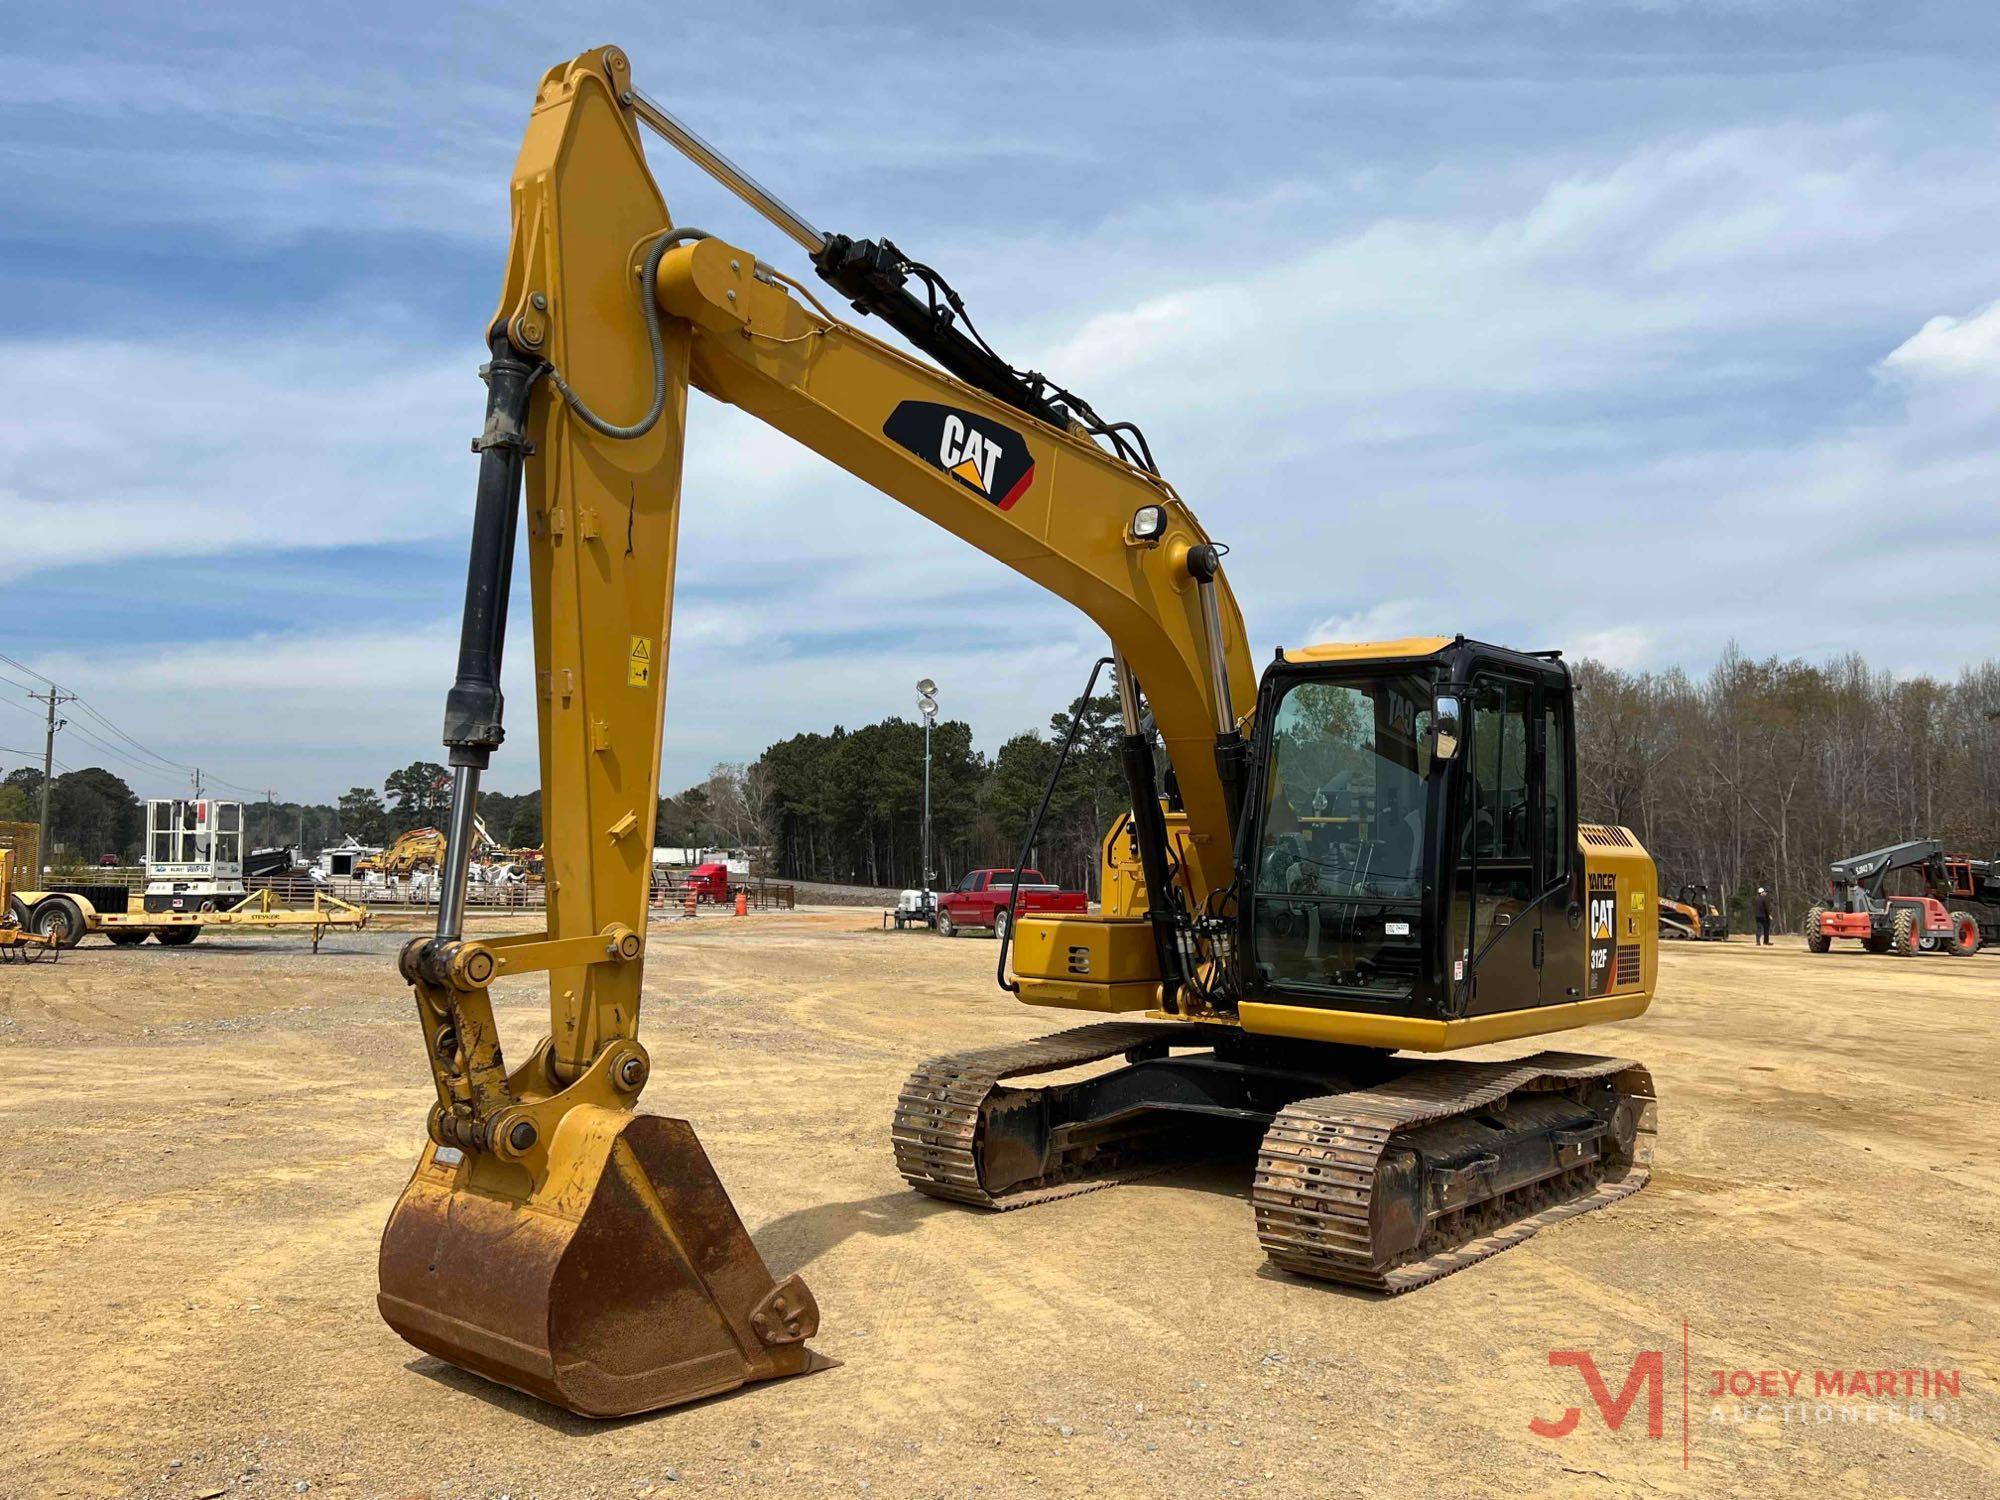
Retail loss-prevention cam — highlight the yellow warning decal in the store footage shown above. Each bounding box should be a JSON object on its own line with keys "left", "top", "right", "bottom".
{"left": 628, "top": 635, "right": 653, "bottom": 687}
{"left": 1632, "top": 892, "right": 1647, "bottom": 911}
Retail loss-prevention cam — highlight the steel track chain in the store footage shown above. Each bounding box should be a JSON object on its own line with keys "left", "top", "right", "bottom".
{"left": 1252, "top": 1051, "right": 1657, "bottom": 1292}
{"left": 891, "top": 1020, "right": 1213, "bottom": 1208}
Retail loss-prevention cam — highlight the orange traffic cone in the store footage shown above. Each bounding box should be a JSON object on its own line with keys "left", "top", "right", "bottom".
{"left": 683, "top": 888, "right": 698, "bottom": 919}
{"left": 734, "top": 889, "right": 748, "bottom": 917}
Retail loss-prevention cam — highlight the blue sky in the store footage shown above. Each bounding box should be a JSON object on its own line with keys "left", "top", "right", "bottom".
{"left": 4, "top": 1, "right": 1998, "bottom": 802}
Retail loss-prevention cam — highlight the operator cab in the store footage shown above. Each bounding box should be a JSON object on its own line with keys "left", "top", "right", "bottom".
{"left": 1240, "top": 637, "right": 1577, "bottom": 1023}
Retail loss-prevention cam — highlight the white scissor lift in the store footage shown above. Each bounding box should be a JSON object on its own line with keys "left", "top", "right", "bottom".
{"left": 145, "top": 797, "right": 245, "bottom": 914}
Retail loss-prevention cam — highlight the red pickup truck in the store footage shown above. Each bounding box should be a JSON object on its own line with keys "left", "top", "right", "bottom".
{"left": 935, "top": 868, "right": 1087, "bottom": 939}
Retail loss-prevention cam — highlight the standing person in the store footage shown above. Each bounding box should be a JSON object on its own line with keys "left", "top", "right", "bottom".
{"left": 1754, "top": 886, "right": 1773, "bottom": 945}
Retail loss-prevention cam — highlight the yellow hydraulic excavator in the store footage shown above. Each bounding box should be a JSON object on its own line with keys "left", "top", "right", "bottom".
{"left": 378, "top": 45, "right": 1661, "bottom": 1418}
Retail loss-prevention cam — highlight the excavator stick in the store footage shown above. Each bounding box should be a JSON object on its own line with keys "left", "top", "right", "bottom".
{"left": 380, "top": 1110, "right": 824, "bottom": 1417}
{"left": 375, "top": 49, "right": 831, "bottom": 1417}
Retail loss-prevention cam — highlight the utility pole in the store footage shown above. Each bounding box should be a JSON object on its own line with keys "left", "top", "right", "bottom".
{"left": 30, "top": 687, "right": 76, "bottom": 878}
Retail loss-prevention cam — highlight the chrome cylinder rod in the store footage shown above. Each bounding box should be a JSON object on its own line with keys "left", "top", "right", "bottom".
{"left": 627, "top": 87, "right": 827, "bottom": 255}
{"left": 1196, "top": 577, "right": 1236, "bottom": 734}
{"left": 1113, "top": 649, "right": 1143, "bottom": 734}
{"left": 435, "top": 764, "right": 482, "bottom": 941}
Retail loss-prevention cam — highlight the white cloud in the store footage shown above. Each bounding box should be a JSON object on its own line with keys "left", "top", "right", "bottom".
{"left": 0, "top": 337, "right": 873, "bottom": 582}
{"left": 1303, "top": 601, "right": 1433, "bottom": 646}
{"left": 1049, "top": 121, "right": 2000, "bottom": 428}
{"left": 0, "top": 334, "right": 471, "bottom": 579}
{"left": 1880, "top": 300, "right": 2000, "bottom": 385}
{"left": 1570, "top": 628, "right": 1653, "bottom": 670}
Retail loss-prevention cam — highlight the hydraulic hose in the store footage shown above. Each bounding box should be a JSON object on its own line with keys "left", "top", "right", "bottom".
{"left": 542, "top": 227, "right": 712, "bottom": 440}
{"left": 995, "top": 656, "right": 1114, "bottom": 994}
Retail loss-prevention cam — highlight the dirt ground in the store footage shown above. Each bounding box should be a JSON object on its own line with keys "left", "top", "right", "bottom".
{"left": 2, "top": 912, "right": 1995, "bottom": 1500}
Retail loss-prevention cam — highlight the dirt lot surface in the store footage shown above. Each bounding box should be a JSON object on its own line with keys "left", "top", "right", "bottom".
{"left": 2, "top": 913, "right": 1996, "bottom": 1499}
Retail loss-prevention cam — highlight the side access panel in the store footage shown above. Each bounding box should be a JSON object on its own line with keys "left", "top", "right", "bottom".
{"left": 1010, "top": 913, "right": 1160, "bottom": 1012}
{"left": 1578, "top": 825, "right": 1656, "bottom": 1004}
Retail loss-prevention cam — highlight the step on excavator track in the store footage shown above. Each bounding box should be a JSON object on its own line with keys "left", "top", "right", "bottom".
{"left": 893, "top": 1021, "right": 1221, "bottom": 1209}
{"left": 1253, "top": 1052, "right": 1656, "bottom": 1293}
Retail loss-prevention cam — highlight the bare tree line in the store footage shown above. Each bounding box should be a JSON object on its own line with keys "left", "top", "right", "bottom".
{"left": 683, "top": 647, "right": 2000, "bottom": 924}
{"left": 31, "top": 645, "right": 1970, "bottom": 921}
{"left": 1574, "top": 647, "right": 2000, "bottom": 930}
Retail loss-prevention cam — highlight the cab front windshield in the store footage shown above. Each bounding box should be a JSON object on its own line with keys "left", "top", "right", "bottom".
{"left": 1251, "top": 673, "right": 1434, "bottom": 996}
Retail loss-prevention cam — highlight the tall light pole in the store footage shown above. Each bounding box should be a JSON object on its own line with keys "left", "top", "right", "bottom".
{"left": 917, "top": 678, "right": 938, "bottom": 914}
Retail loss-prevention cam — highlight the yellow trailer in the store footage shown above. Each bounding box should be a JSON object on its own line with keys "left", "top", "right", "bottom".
{"left": 1, "top": 849, "right": 62, "bottom": 963}
{"left": 10, "top": 881, "right": 368, "bottom": 954}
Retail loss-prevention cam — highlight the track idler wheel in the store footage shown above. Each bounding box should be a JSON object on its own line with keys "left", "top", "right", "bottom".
{"left": 378, "top": 1105, "right": 827, "bottom": 1418}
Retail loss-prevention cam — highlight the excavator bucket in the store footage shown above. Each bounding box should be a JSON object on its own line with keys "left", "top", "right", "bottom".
{"left": 378, "top": 1106, "right": 827, "bottom": 1418}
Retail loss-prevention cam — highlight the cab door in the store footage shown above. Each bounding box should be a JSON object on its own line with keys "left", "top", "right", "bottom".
{"left": 1535, "top": 684, "right": 1586, "bottom": 1004}
{"left": 1449, "top": 674, "right": 1542, "bottom": 1015}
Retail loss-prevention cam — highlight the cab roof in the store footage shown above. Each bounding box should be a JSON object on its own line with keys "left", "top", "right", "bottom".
{"left": 1284, "top": 636, "right": 1453, "bottom": 663}
{"left": 1276, "top": 636, "right": 1567, "bottom": 680}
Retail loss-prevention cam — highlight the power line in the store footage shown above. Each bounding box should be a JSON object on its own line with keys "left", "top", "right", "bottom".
{"left": 0, "top": 758, "right": 75, "bottom": 774}
{"left": 0, "top": 652, "right": 54, "bottom": 687}
{"left": 57, "top": 719, "right": 182, "bottom": 783}
{"left": 0, "top": 650, "right": 278, "bottom": 799}
{"left": 205, "top": 780, "right": 272, "bottom": 804}
{"left": 0, "top": 746, "right": 75, "bottom": 774}
{"left": 0, "top": 651, "right": 197, "bottom": 775}
{"left": 68, "top": 698, "right": 196, "bottom": 775}
{"left": 0, "top": 652, "right": 318, "bottom": 814}
{"left": 6, "top": 704, "right": 206, "bottom": 793}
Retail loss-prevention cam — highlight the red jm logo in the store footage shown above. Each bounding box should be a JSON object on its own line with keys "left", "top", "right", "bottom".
{"left": 1530, "top": 1350, "right": 1666, "bottom": 1439}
